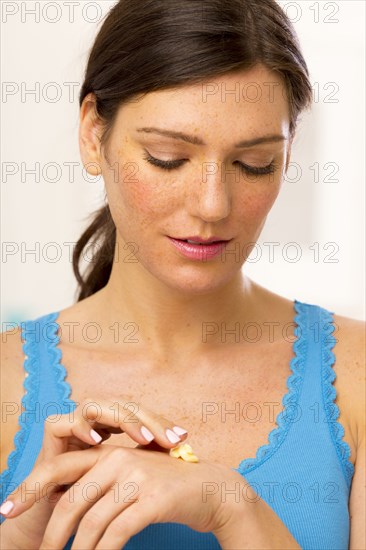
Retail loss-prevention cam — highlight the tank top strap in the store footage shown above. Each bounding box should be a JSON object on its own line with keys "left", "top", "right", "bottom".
{"left": 0, "top": 311, "right": 75, "bottom": 505}
{"left": 296, "top": 300, "right": 354, "bottom": 490}
{"left": 20, "top": 311, "right": 75, "bottom": 417}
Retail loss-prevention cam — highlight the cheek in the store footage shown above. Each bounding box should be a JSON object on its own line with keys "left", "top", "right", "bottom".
{"left": 110, "top": 164, "right": 172, "bottom": 219}
{"left": 106, "top": 164, "right": 183, "bottom": 243}
{"left": 237, "top": 181, "right": 281, "bottom": 224}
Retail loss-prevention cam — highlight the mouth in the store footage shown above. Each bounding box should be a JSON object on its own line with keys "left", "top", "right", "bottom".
{"left": 169, "top": 237, "right": 231, "bottom": 245}
{"left": 166, "top": 236, "right": 233, "bottom": 261}
{"left": 175, "top": 239, "right": 226, "bottom": 245}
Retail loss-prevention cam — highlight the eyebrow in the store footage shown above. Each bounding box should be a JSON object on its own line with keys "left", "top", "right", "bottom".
{"left": 136, "top": 127, "right": 287, "bottom": 148}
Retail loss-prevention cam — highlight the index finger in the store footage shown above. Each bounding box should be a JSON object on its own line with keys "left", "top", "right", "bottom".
{"left": 68, "top": 396, "right": 189, "bottom": 448}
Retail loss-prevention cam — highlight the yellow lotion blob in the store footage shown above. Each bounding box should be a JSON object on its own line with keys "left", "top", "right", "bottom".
{"left": 169, "top": 443, "right": 199, "bottom": 463}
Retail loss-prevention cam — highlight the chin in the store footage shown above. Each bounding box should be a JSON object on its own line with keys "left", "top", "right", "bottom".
{"left": 155, "top": 265, "right": 238, "bottom": 295}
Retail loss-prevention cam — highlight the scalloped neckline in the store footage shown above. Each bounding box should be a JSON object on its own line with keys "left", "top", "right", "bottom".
{"left": 233, "top": 298, "right": 305, "bottom": 475}
{"left": 49, "top": 299, "right": 355, "bottom": 487}
{"left": 1, "top": 298, "right": 355, "bottom": 516}
{"left": 48, "top": 299, "right": 304, "bottom": 476}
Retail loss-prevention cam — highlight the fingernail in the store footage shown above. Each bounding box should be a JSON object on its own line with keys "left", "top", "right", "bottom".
{"left": 166, "top": 429, "right": 181, "bottom": 443}
{"left": 90, "top": 429, "right": 103, "bottom": 443}
{"left": 0, "top": 500, "right": 14, "bottom": 516}
{"left": 140, "top": 425, "right": 155, "bottom": 442}
{"left": 172, "top": 426, "right": 188, "bottom": 437}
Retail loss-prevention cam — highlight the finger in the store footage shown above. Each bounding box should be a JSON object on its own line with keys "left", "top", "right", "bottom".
{"left": 70, "top": 489, "right": 135, "bottom": 550}
{"left": 40, "top": 446, "right": 142, "bottom": 549}
{"left": 39, "top": 463, "right": 119, "bottom": 550}
{"left": 75, "top": 397, "right": 189, "bottom": 449}
{"left": 43, "top": 413, "right": 124, "bottom": 459}
{"left": 95, "top": 500, "right": 158, "bottom": 550}
{"left": 42, "top": 405, "right": 125, "bottom": 460}
{"left": 41, "top": 414, "right": 105, "bottom": 460}
{"left": 0, "top": 446, "right": 108, "bottom": 519}
{"left": 42, "top": 398, "right": 187, "bottom": 459}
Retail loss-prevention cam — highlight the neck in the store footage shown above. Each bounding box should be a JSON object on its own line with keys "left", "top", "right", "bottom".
{"left": 91, "top": 248, "right": 258, "bottom": 358}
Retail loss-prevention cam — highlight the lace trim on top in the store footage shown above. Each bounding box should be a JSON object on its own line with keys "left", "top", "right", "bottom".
{"left": 1, "top": 304, "right": 355, "bottom": 498}
{"left": 235, "top": 299, "right": 307, "bottom": 475}
{"left": 0, "top": 318, "right": 41, "bottom": 495}
{"left": 0, "top": 313, "right": 75, "bottom": 500}
{"left": 48, "top": 313, "right": 77, "bottom": 413}
{"left": 320, "top": 307, "right": 355, "bottom": 489}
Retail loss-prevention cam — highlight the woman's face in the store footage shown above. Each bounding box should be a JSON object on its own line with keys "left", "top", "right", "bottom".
{"left": 81, "top": 64, "right": 292, "bottom": 293}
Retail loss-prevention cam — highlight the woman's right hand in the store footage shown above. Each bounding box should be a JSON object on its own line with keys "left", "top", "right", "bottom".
{"left": 0, "top": 396, "right": 188, "bottom": 549}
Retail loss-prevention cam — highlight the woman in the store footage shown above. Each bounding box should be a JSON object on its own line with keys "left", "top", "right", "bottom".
{"left": 0, "top": 0, "right": 364, "bottom": 548}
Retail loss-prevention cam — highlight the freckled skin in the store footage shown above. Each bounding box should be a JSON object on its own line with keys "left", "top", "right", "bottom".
{"left": 82, "top": 64, "right": 291, "bottom": 295}
{"left": 64, "top": 67, "right": 359, "bottom": 484}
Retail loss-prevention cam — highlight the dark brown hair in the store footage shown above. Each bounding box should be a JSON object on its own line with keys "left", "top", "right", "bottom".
{"left": 73, "top": 0, "right": 313, "bottom": 301}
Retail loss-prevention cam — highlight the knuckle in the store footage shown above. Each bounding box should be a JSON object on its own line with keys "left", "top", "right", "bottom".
{"left": 80, "top": 510, "right": 103, "bottom": 531}
{"left": 135, "top": 467, "right": 149, "bottom": 484}
{"left": 119, "top": 400, "right": 140, "bottom": 421}
{"left": 41, "top": 536, "right": 55, "bottom": 549}
{"left": 146, "top": 407, "right": 169, "bottom": 424}
{"left": 146, "top": 408, "right": 160, "bottom": 420}
{"left": 108, "top": 446, "right": 129, "bottom": 462}
{"left": 157, "top": 413, "right": 171, "bottom": 426}
{"left": 100, "top": 446, "right": 137, "bottom": 468}
{"left": 44, "top": 414, "right": 60, "bottom": 429}
{"left": 41, "top": 459, "right": 57, "bottom": 477}
{"left": 79, "top": 397, "right": 101, "bottom": 419}
{"left": 55, "top": 493, "right": 73, "bottom": 514}
{"left": 109, "top": 515, "right": 130, "bottom": 536}
{"left": 80, "top": 396, "right": 97, "bottom": 408}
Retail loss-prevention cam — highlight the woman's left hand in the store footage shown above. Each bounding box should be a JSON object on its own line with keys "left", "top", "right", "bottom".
{"left": 2, "top": 443, "right": 247, "bottom": 549}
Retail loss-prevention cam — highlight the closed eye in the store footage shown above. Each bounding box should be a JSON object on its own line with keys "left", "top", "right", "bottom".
{"left": 142, "top": 151, "right": 277, "bottom": 177}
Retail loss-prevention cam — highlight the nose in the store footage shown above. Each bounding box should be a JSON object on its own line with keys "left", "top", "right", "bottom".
{"left": 189, "top": 161, "right": 231, "bottom": 222}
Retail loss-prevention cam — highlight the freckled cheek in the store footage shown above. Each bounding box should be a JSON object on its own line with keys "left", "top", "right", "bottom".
{"left": 112, "top": 168, "right": 164, "bottom": 214}
{"left": 238, "top": 184, "right": 280, "bottom": 224}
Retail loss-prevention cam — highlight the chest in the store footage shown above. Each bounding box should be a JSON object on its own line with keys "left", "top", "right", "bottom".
{"left": 60, "top": 341, "right": 357, "bottom": 470}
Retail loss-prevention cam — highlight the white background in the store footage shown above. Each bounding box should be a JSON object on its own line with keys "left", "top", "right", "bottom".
{"left": 1, "top": 0, "right": 365, "bottom": 324}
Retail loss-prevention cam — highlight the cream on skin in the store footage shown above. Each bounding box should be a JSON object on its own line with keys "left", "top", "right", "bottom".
{"left": 79, "top": 64, "right": 292, "bottom": 359}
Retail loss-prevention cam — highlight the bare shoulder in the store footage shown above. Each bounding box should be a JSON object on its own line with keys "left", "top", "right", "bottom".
{"left": 333, "top": 315, "right": 366, "bottom": 549}
{"left": 331, "top": 312, "right": 365, "bottom": 453}
{"left": 0, "top": 326, "right": 27, "bottom": 472}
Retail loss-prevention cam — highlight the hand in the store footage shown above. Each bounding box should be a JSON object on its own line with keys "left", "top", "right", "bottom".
{"left": 35, "top": 395, "right": 189, "bottom": 507}
{"left": 0, "top": 396, "right": 189, "bottom": 548}
{"left": 1, "top": 443, "right": 244, "bottom": 550}
{"left": 37, "top": 395, "right": 189, "bottom": 462}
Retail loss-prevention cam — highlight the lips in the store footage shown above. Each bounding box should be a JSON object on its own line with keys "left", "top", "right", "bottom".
{"left": 171, "top": 236, "right": 230, "bottom": 244}
{"left": 167, "top": 236, "right": 233, "bottom": 261}
{"left": 181, "top": 239, "right": 224, "bottom": 245}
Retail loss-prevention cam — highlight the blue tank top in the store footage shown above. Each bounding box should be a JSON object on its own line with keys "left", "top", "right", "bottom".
{"left": 0, "top": 299, "right": 355, "bottom": 549}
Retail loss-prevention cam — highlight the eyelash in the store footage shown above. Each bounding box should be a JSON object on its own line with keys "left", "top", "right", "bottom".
{"left": 142, "top": 152, "right": 277, "bottom": 176}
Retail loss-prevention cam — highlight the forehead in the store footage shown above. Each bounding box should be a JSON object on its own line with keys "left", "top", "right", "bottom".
{"left": 115, "top": 64, "right": 290, "bottom": 144}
